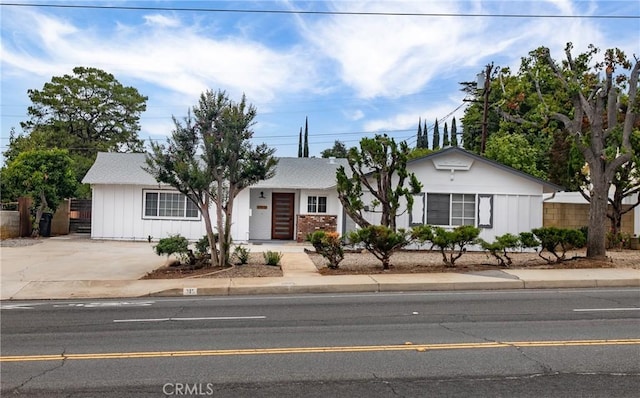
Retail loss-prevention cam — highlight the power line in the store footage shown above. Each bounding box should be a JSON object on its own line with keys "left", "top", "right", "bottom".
{"left": 1, "top": 2, "right": 637, "bottom": 19}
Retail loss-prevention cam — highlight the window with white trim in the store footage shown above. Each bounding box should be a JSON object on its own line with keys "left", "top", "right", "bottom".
{"left": 426, "top": 193, "right": 476, "bottom": 226}
{"left": 143, "top": 191, "right": 199, "bottom": 219}
{"left": 307, "top": 196, "right": 327, "bottom": 213}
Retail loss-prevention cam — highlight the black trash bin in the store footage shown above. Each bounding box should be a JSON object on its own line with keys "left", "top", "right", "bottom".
{"left": 39, "top": 213, "right": 53, "bottom": 237}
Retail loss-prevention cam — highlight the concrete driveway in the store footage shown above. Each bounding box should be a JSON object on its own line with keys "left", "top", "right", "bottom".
{"left": 1, "top": 235, "right": 165, "bottom": 300}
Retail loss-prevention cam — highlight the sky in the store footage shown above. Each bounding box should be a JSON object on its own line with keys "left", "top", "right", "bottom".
{"left": 1, "top": 0, "right": 639, "bottom": 162}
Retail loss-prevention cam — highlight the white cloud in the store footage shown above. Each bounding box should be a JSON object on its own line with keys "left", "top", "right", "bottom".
{"left": 344, "top": 109, "right": 365, "bottom": 121}
{"left": 143, "top": 14, "right": 181, "bottom": 28}
{"left": 1, "top": 0, "right": 637, "bottom": 157}
{"left": 0, "top": 8, "right": 318, "bottom": 107}
{"left": 298, "top": 1, "right": 499, "bottom": 99}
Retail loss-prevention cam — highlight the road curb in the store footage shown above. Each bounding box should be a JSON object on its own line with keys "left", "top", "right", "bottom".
{"left": 143, "top": 279, "right": 639, "bottom": 299}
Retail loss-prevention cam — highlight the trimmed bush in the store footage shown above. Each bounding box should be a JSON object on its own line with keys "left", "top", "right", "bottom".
{"left": 412, "top": 224, "right": 480, "bottom": 267}
{"left": 431, "top": 225, "right": 480, "bottom": 267}
{"left": 531, "top": 227, "right": 586, "bottom": 263}
{"left": 479, "top": 233, "right": 521, "bottom": 267}
{"left": 153, "top": 234, "right": 195, "bottom": 265}
{"left": 518, "top": 232, "right": 540, "bottom": 249}
{"left": 348, "top": 225, "right": 410, "bottom": 270}
{"left": 308, "top": 230, "right": 344, "bottom": 269}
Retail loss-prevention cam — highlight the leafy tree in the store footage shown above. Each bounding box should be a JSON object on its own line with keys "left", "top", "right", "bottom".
{"left": 6, "top": 67, "right": 147, "bottom": 197}
{"left": 432, "top": 119, "right": 440, "bottom": 150}
{"left": 303, "top": 116, "right": 309, "bottom": 157}
{"left": 450, "top": 117, "right": 458, "bottom": 147}
{"left": 587, "top": 129, "right": 640, "bottom": 236}
{"left": 514, "top": 44, "right": 639, "bottom": 259}
{"left": 145, "top": 90, "right": 277, "bottom": 267}
{"left": 443, "top": 122, "right": 450, "bottom": 147}
{"left": 320, "top": 140, "right": 348, "bottom": 158}
{"left": 2, "top": 149, "right": 77, "bottom": 236}
{"left": 484, "top": 131, "right": 546, "bottom": 178}
{"left": 407, "top": 147, "right": 433, "bottom": 160}
{"left": 298, "top": 127, "right": 303, "bottom": 157}
{"left": 336, "top": 134, "right": 422, "bottom": 231}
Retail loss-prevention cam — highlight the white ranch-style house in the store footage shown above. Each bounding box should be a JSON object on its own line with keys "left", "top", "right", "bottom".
{"left": 82, "top": 147, "right": 562, "bottom": 243}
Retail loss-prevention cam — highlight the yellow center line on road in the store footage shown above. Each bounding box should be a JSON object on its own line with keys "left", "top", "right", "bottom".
{"left": 2, "top": 339, "right": 639, "bottom": 363}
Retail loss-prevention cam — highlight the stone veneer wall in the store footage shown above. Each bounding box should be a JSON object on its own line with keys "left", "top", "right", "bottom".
{"left": 296, "top": 214, "right": 337, "bottom": 242}
{"left": 543, "top": 202, "right": 634, "bottom": 235}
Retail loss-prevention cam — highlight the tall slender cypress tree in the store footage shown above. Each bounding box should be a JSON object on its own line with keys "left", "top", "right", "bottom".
{"left": 423, "top": 120, "right": 429, "bottom": 149}
{"left": 298, "top": 127, "right": 303, "bottom": 157}
{"left": 450, "top": 117, "right": 458, "bottom": 147}
{"left": 443, "top": 122, "right": 450, "bottom": 147}
{"left": 303, "top": 116, "right": 309, "bottom": 157}
{"left": 416, "top": 117, "right": 423, "bottom": 148}
{"left": 432, "top": 119, "right": 440, "bottom": 150}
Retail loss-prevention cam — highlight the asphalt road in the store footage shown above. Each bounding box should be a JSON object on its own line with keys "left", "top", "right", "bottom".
{"left": 2, "top": 288, "right": 639, "bottom": 397}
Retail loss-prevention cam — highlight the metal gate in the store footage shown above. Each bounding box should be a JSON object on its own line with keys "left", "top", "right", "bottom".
{"left": 70, "top": 199, "right": 91, "bottom": 234}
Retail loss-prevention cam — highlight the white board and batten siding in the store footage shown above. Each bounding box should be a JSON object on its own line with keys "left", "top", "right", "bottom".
{"left": 91, "top": 184, "right": 206, "bottom": 241}
{"left": 402, "top": 151, "right": 547, "bottom": 242}
{"left": 92, "top": 185, "right": 250, "bottom": 242}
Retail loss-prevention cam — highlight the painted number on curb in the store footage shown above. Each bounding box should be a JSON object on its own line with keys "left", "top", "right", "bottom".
{"left": 183, "top": 288, "right": 198, "bottom": 296}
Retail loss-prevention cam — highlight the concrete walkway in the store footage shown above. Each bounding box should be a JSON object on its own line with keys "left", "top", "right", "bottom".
{"left": 280, "top": 252, "right": 321, "bottom": 277}
{"left": 1, "top": 236, "right": 638, "bottom": 300}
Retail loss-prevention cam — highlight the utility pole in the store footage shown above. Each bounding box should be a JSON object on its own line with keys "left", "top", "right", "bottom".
{"left": 480, "top": 63, "right": 493, "bottom": 155}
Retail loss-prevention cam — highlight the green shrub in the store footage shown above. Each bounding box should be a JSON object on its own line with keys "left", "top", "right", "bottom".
{"left": 411, "top": 224, "right": 480, "bottom": 267}
{"left": 195, "top": 235, "right": 210, "bottom": 257}
{"left": 232, "top": 245, "right": 251, "bottom": 265}
{"left": 606, "top": 231, "right": 631, "bottom": 250}
{"left": 194, "top": 234, "right": 218, "bottom": 257}
{"left": 531, "top": 227, "right": 586, "bottom": 263}
{"left": 153, "top": 234, "right": 195, "bottom": 265}
{"left": 411, "top": 224, "right": 435, "bottom": 248}
{"left": 430, "top": 225, "right": 480, "bottom": 267}
{"left": 348, "top": 225, "right": 410, "bottom": 270}
{"left": 308, "top": 230, "right": 344, "bottom": 269}
{"left": 479, "top": 233, "right": 521, "bottom": 267}
{"left": 263, "top": 250, "right": 283, "bottom": 266}
{"left": 518, "top": 232, "right": 540, "bottom": 249}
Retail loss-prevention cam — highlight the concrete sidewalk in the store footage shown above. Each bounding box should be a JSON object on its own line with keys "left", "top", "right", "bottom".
{"left": 1, "top": 236, "right": 639, "bottom": 300}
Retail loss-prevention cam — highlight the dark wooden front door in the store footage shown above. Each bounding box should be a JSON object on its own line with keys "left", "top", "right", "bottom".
{"left": 271, "top": 193, "right": 294, "bottom": 240}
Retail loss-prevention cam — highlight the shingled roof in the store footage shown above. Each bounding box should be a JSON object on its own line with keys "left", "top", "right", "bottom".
{"left": 252, "top": 157, "right": 348, "bottom": 189}
{"left": 82, "top": 152, "right": 157, "bottom": 185}
{"left": 82, "top": 152, "right": 348, "bottom": 189}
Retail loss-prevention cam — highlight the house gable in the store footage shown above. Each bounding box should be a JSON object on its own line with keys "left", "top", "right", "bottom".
{"left": 408, "top": 147, "right": 562, "bottom": 194}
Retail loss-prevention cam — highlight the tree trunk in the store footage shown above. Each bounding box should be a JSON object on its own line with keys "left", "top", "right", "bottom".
{"left": 607, "top": 208, "right": 622, "bottom": 238}
{"left": 215, "top": 183, "right": 228, "bottom": 267}
{"left": 222, "top": 189, "right": 237, "bottom": 269}
{"left": 381, "top": 255, "right": 390, "bottom": 270}
{"left": 32, "top": 191, "right": 49, "bottom": 238}
{"left": 586, "top": 170, "right": 609, "bottom": 259}
{"left": 200, "top": 200, "right": 218, "bottom": 268}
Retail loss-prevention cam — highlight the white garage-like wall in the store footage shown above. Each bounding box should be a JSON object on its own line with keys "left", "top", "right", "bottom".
{"left": 91, "top": 184, "right": 207, "bottom": 241}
